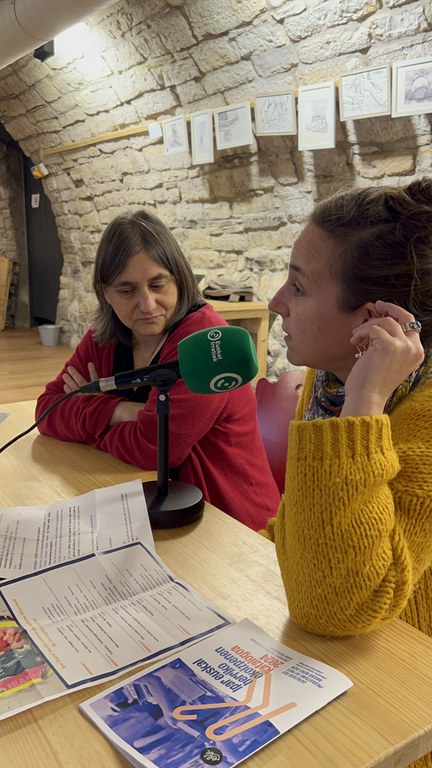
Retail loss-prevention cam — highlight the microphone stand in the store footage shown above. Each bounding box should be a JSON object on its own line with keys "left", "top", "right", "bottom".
{"left": 142, "top": 371, "right": 204, "bottom": 529}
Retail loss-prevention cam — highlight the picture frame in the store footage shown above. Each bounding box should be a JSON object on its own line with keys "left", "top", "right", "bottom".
{"left": 190, "top": 109, "right": 214, "bottom": 165}
{"left": 339, "top": 65, "right": 391, "bottom": 120}
{"left": 161, "top": 115, "right": 189, "bottom": 156}
{"left": 297, "top": 81, "right": 336, "bottom": 151}
{"left": 391, "top": 56, "right": 432, "bottom": 117}
{"left": 213, "top": 102, "right": 253, "bottom": 151}
{"left": 254, "top": 91, "right": 297, "bottom": 135}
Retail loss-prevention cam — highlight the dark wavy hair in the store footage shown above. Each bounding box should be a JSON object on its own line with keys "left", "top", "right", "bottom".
{"left": 310, "top": 177, "right": 432, "bottom": 349}
{"left": 92, "top": 210, "right": 201, "bottom": 346}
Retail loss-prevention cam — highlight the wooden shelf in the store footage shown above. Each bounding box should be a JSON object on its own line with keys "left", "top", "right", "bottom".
{"left": 206, "top": 299, "right": 269, "bottom": 382}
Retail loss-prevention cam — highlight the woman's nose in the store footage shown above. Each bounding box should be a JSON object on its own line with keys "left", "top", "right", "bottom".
{"left": 137, "top": 289, "right": 157, "bottom": 312}
{"left": 269, "top": 285, "right": 289, "bottom": 317}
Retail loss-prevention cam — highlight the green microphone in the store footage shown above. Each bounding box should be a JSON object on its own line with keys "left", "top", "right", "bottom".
{"left": 178, "top": 325, "right": 258, "bottom": 394}
{"left": 79, "top": 325, "right": 258, "bottom": 394}
{"left": 60, "top": 326, "right": 258, "bottom": 530}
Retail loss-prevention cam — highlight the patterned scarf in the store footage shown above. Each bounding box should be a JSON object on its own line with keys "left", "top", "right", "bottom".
{"left": 304, "top": 349, "right": 432, "bottom": 421}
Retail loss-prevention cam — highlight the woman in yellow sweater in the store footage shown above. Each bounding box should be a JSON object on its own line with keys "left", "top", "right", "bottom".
{"left": 266, "top": 178, "right": 432, "bottom": 767}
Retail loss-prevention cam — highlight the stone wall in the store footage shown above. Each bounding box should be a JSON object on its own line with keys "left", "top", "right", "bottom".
{"left": 0, "top": 143, "right": 27, "bottom": 327}
{"left": 0, "top": 145, "right": 21, "bottom": 267}
{"left": 0, "top": 0, "right": 431, "bottom": 373}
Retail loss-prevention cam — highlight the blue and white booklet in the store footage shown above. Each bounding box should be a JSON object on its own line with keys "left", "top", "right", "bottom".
{"left": 80, "top": 619, "right": 353, "bottom": 768}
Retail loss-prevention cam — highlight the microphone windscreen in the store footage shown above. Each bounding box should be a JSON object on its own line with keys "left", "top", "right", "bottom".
{"left": 178, "top": 325, "right": 258, "bottom": 394}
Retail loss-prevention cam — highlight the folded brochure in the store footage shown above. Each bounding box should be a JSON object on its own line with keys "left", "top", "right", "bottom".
{"left": 0, "top": 541, "right": 229, "bottom": 720}
{"left": 80, "top": 618, "right": 352, "bottom": 768}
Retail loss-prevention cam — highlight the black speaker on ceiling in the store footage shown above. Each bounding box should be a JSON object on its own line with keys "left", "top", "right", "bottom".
{"left": 33, "top": 41, "right": 55, "bottom": 62}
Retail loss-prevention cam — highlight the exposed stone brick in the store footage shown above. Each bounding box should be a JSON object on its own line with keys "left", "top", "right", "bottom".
{"left": 353, "top": 153, "right": 416, "bottom": 177}
{"left": 252, "top": 46, "right": 298, "bottom": 77}
{"left": 297, "top": 26, "right": 371, "bottom": 64}
{"left": 271, "top": 0, "right": 306, "bottom": 22}
{"left": 147, "top": 10, "right": 197, "bottom": 52}
{"left": 234, "top": 21, "right": 289, "bottom": 57}
{"left": 0, "top": 0, "right": 430, "bottom": 375}
{"left": 285, "top": 0, "right": 379, "bottom": 41}
{"left": 191, "top": 40, "right": 239, "bottom": 74}
{"left": 111, "top": 66, "right": 159, "bottom": 102}
{"left": 187, "top": 0, "right": 267, "bottom": 37}
{"left": 369, "top": 7, "right": 429, "bottom": 40}
{"left": 201, "top": 61, "right": 257, "bottom": 96}
{"left": 162, "top": 57, "right": 200, "bottom": 85}
{"left": 176, "top": 80, "right": 206, "bottom": 105}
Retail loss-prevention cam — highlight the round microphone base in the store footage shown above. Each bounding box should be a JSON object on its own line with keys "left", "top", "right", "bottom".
{"left": 143, "top": 480, "right": 205, "bottom": 529}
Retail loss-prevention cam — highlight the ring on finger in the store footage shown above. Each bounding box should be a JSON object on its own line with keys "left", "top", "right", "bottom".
{"left": 400, "top": 320, "right": 422, "bottom": 334}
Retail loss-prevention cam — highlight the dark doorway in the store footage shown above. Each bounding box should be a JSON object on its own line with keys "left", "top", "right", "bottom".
{"left": 23, "top": 154, "right": 63, "bottom": 325}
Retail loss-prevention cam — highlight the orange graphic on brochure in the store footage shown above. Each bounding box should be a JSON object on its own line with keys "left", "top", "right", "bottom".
{"left": 172, "top": 672, "right": 297, "bottom": 741}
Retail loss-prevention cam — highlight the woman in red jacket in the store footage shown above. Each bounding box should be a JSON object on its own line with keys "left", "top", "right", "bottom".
{"left": 36, "top": 210, "right": 280, "bottom": 531}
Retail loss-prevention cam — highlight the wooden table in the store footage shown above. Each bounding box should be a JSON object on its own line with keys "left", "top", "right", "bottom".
{"left": 1, "top": 400, "right": 432, "bottom": 768}
{"left": 207, "top": 299, "right": 269, "bottom": 382}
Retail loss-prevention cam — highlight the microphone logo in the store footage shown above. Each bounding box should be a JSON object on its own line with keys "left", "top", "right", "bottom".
{"left": 210, "top": 373, "right": 243, "bottom": 392}
{"left": 207, "top": 329, "right": 222, "bottom": 341}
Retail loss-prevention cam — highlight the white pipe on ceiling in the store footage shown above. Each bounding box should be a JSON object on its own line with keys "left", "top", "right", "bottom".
{"left": 0, "top": 0, "right": 121, "bottom": 71}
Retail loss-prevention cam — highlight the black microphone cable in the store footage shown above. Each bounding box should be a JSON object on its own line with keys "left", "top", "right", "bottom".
{"left": 0, "top": 362, "right": 181, "bottom": 454}
{"left": 0, "top": 391, "right": 76, "bottom": 454}
{"left": 0, "top": 366, "right": 180, "bottom": 454}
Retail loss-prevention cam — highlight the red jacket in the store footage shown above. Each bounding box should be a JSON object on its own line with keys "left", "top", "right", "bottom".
{"left": 35, "top": 304, "right": 280, "bottom": 530}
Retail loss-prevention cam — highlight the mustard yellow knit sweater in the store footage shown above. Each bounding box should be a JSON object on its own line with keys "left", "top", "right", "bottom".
{"left": 266, "top": 369, "right": 432, "bottom": 768}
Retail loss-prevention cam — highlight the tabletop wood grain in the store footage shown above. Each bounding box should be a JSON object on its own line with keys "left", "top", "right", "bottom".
{"left": 0, "top": 400, "right": 431, "bottom": 768}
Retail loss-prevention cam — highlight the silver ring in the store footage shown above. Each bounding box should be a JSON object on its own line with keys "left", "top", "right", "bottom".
{"left": 400, "top": 320, "right": 422, "bottom": 334}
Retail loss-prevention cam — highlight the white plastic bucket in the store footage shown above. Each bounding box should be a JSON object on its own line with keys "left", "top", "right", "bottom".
{"left": 38, "top": 324, "right": 61, "bottom": 346}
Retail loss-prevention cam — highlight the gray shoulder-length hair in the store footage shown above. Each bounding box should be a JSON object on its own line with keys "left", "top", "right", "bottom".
{"left": 92, "top": 209, "right": 202, "bottom": 346}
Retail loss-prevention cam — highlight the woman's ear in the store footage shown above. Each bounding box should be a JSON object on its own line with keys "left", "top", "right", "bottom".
{"left": 102, "top": 287, "right": 111, "bottom": 306}
{"left": 356, "top": 302, "right": 377, "bottom": 324}
{"left": 364, "top": 301, "right": 381, "bottom": 318}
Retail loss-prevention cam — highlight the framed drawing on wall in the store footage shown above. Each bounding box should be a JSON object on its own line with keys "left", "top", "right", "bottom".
{"left": 161, "top": 115, "right": 189, "bottom": 155}
{"left": 391, "top": 56, "right": 432, "bottom": 117}
{"left": 213, "top": 102, "right": 253, "bottom": 150}
{"left": 297, "top": 82, "right": 336, "bottom": 150}
{"left": 254, "top": 91, "right": 297, "bottom": 135}
{"left": 339, "top": 65, "right": 391, "bottom": 120}
{"left": 190, "top": 110, "right": 214, "bottom": 165}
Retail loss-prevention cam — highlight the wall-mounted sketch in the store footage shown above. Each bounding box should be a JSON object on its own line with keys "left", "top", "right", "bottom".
{"left": 161, "top": 115, "right": 189, "bottom": 156}
{"left": 339, "top": 65, "right": 391, "bottom": 120}
{"left": 391, "top": 56, "right": 432, "bottom": 117}
{"left": 147, "top": 121, "right": 162, "bottom": 140}
{"left": 254, "top": 91, "right": 297, "bottom": 135}
{"left": 190, "top": 110, "right": 214, "bottom": 165}
{"left": 297, "top": 82, "right": 336, "bottom": 150}
{"left": 213, "top": 102, "right": 253, "bottom": 150}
